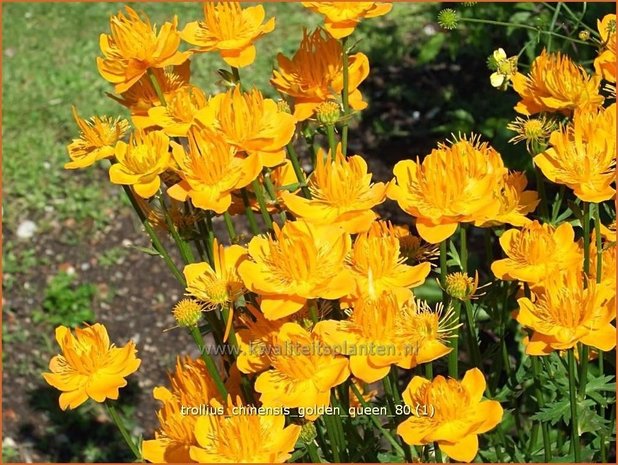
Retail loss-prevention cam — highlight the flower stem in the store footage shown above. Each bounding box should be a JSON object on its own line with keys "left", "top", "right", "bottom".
{"left": 448, "top": 301, "right": 461, "bottom": 378}
{"left": 121, "top": 185, "right": 185, "bottom": 286}
{"left": 251, "top": 179, "right": 274, "bottom": 230}
{"left": 306, "top": 442, "right": 321, "bottom": 462}
{"left": 240, "top": 188, "right": 260, "bottom": 235}
{"left": 189, "top": 325, "right": 228, "bottom": 400}
{"left": 579, "top": 202, "right": 591, "bottom": 398}
{"left": 567, "top": 348, "right": 582, "bottom": 462}
{"left": 531, "top": 356, "right": 552, "bottom": 461}
{"left": 594, "top": 204, "right": 607, "bottom": 461}
{"left": 340, "top": 37, "right": 350, "bottom": 155}
{"left": 223, "top": 211, "right": 237, "bottom": 244}
{"left": 158, "top": 194, "right": 194, "bottom": 265}
{"left": 350, "top": 382, "right": 406, "bottom": 457}
{"left": 546, "top": 1, "right": 562, "bottom": 52}
{"left": 106, "top": 403, "right": 141, "bottom": 461}
{"left": 326, "top": 124, "right": 337, "bottom": 155}
{"left": 459, "top": 225, "right": 468, "bottom": 272}
{"left": 286, "top": 143, "right": 312, "bottom": 198}
{"left": 463, "top": 300, "right": 481, "bottom": 368}
{"left": 147, "top": 68, "right": 167, "bottom": 106}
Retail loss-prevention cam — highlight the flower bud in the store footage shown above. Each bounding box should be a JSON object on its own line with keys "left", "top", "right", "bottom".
{"left": 445, "top": 272, "right": 478, "bottom": 301}
{"left": 437, "top": 9, "right": 459, "bottom": 30}
{"left": 316, "top": 101, "right": 341, "bottom": 125}
{"left": 173, "top": 299, "right": 204, "bottom": 327}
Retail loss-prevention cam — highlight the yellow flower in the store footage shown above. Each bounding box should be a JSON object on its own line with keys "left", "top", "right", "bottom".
{"left": 589, "top": 234, "right": 616, "bottom": 293}
{"left": 489, "top": 48, "right": 518, "bottom": 90}
{"left": 236, "top": 303, "right": 289, "bottom": 374}
{"left": 476, "top": 171, "right": 539, "bottom": 228}
{"left": 491, "top": 221, "right": 582, "bottom": 284}
{"left": 189, "top": 396, "right": 301, "bottom": 463}
{"left": 389, "top": 136, "right": 505, "bottom": 244}
{"left": 301, "top": 2, "right": 392, "bottom": 39}
{"left": 254, "top": 322, "right": 350, "bottom": 419}
{"left": 397, "top": 368, "right": 503, "bottom": 463}
{"left": 535, "top": 103, "right": 616, "bottom": 203}
{"left": 238, "top": 220, "right": 353, "bottom": 320}
{"left": 147, "top": 85, "right": 213, "bottom": 137}
{"left": 183, "top": 239, "right": 247, "bottom": 311}
{"left": 97, "top": 7, "right": 190, "bottom": 93}
{"left": 345, "top": 221, "right": 431, "bottom": 301}
{"left": 271, "top": 29, "right": 370, "bottom": 121}
{"left": 109, "top": 62, "right": 191, "bottom": 129}
{"left": 281, "top": 144, "right": 389, "bottom": 234}
{"left": 168, "top": 128, "right": 261, "bottom": 213}
{"left": 516, "top": 270, "right": 616, "bottom": 355}
{"left": 181, "top": 2, "right": 275, "bottom": 68}
{"left": 600, "top": 221, "right": 616, "bottom": 242}
{"left": 142, "top": 356, "right": 222, "bottom": 463}
{"left": 393, "top": 225, "right": 440, "bottom": 265}
{"left": 507, "top": 115, "right": 556, "bottom": 153}
{"left": 109, "top": 129, "right": 171, "bottom": 199}
{"left": 594, "top": 14, "right": 616, "bottom": 83}
{"left": 42, "top": 324, "right": 140, "bottom": 410}
{"left": 208, "top": 87, "right": 297, "bottom": 167}
{"left": 512, "top": 50, "right": 603, "bottom": 115}
{"left": 317, "top": 292, "right": 456, "bottom": 383}
{"left": 65, "top": 107, "right": 129, "bottom": 170}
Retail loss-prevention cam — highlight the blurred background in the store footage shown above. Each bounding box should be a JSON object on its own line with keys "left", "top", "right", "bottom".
{"left": 2, "top": 2, "right": 612, "bottom": 462}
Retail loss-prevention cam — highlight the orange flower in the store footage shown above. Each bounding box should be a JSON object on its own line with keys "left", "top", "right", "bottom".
{"left": 535, "top": 103, "right": 616, "bottom": 203}
{"left": 516, "top": 270, "right": 616, "bottom": 355}
{"left": 238, "top": 220, "right": 353, "bottom": 320}
{"left": 168, "top": 128, "right": 261, "bottom": 213}
{"left": 281, "top": 144, "right": 389, "bottom": 233}
{"left": 183, "top": 239, "right": 247, "bottom": 310}
{"left": 189, "top": 396, "right": 301, "bottom": 463}
{"left": 109, "top": 62, "right": 191, "bottom": 129}
{"left": 345, "top": 221, "right": 431, "bottom": 301}
{"left": 491, "top": 221, "right": 582, "bottom": 284}
{"left": 317, "top": 292, "right": 456, "bottom": 383}
{"left": 142, "top": 356, "right": 222, "bottom": 463}
{"left": 182, "top": 2, "right": 275, "bottom": 68}
{"left": 42, "top": 324, "right": 140, "bottom": 410}
{"left": 271, "top": 29, "right": 370, "bottom": 121}
{"left": 302, "top": 2, "right": 393, "bottom": 39}
{"left": 389, "top": 136, "right": 505, "bottom": 244}
{"left": 476, "top": 171, "right": 539, "bottom": 227}
{"left": 208, "top": 87, "right": 296, "bottom": 167}
{"left": 512, "top": 50, "right": 603, "bottom": 115}
{"left": 397, "top": 368, "right": 503, "bottom": 463}
{"left": 65, "top": 107, "right": 129, "bottom": 170}
{"left": 594, "top": 14, "right": 616, "bottom": 83}
{"left": 147, "top": 85, "right": 213, "bottom": 137}
{"left": 97, "top": 7, "right": 190, "bottom": 93}
{"left": 109, "top": 129, "right": 171, "bottom": 199}
{"left": 254, "top": 322, "right": 350, "bottom": 419}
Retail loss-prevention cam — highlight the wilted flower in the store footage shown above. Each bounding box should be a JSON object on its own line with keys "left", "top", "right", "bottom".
{"left": 535, "top": 103, "right": 616, "bottom": 203}
{"left": 594, "top": 14, "right": 616, "bottom": 83}
{"left": 182, "top": 2, "right": 275, "bottom": 68}
{"left": 43, "top": 324, "right": 140, "bottom": 410}
{"left": 397, "top": 368, "right": 503, "bottom": 462}
{"left": 281, "top": 144, "right": 390, "bottom": 234}
{"left": 255, "top": 322, "right": 350, "bottom": 419}
{"left": 507, "top": 115, "right": 556, "bottom": 153}
{"left": 109, "top": 129, "right": 171, "bottom": 198}
{"left": 445, "top": 271, "right": 479, "bottom": 301}
{"left": 183, "top": 240, "right": 247, "bottom": 311}
{"left": 301, "top": 2, "right": 392, "bottom": 39}
{"left": 168, "top": 128, "right": 261, "bottom": 213}
{"left": 97, "top": 7, "right": 190, "bottom": 93}
{"left": 238, "top": 220, "right": 353, "bottom": 320}
{"left": 516, "top": 270, "right": 616, "bottom": 355}
{"left": 271, "top": 29, "right": 369, "bottom": 121}
{"left": 491, "top": 221, "right": 582, "bottom": 284}
{"left": 65, "top": 107, "right": 129, "bottom": 170}
{"left": 389, "top": 136, "right": 505, "bottom": 244}
{"left": 512, "top": 50, "right": 603, "bottom": 115}
{"left": 172, "top": 299, "right": 205, "bottom": 328}
{"left": 189, "top": 396, "right": 301, "bottom": 463}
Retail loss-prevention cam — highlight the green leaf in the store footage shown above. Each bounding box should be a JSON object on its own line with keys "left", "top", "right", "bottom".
{"left": 417, "top": 34, "right": 446, "bottom": 64}
{"left": 377, "top": 451, "right": 405, "bottom": 463}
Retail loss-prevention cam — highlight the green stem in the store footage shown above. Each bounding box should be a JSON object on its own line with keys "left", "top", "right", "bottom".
{"left": 531, "top": 356, "right": 552, "bottom": 462}
{"left": 286, "top": 143, "right": 311, "bottom": 199}
{"left": 463, "top": 300, "right": 481, "bottom": 368}
{"left": 251, "top": 179, "right": 274, "bottom": 230}
{"left": 546, "top": 1, "right": 562, "bottom": 51}
{"left": 308, "top": 300, "right": 319, "bottom": 325}
{"left": 223, "top": 211, "right": 237, "bottom": 244}
{"left": 159, "top": 195, "right": 194, "bottom": 265}
{"left": 106, "top": 403, "right": 141, "bottom": 460}
{"left": 240, "top": 188, "right": 260, "bottom": 235}
{"left": 330, "top": 392, "right": 348, "bottom": 461}
{"left": 121, "top": 186, "right": 185, "bottom": 286}
{"left": 195, "top": 214, "right": 213, "bottom": 266}
{"left": 189, "top": 326, "right": 228, "bottom": 400}
{"left": 147, "top": 68, "right": 167, "bottom": 106}
{"left": 448, "top": 301, "right": 461, "bottom": 378}
{"left": 306, "top": 442, "right": 321, "bottom": 462}
{"left": 459, "top": 17, "right": 592, "bottom": 46}
{"left": 459, "top": 225, "right": 468, "bottom": 272}
{"left": 567, "top": 349, "right": 581, "bottom": 462}
{"left": 579, "top": 202, "right": 591, "bottom": 398}
{"left": 340, "top": 37, "right": 350, "bottom": 155}
{"left": 594, "top": 204, "right": 607, "bottom": 461}
{"left": 349, "top": 382, "right": 406, "bottom": 457}
{"left": 231, "top": 66, "right": 241, "bottom": 89}
{"left": 323, "top": 413, "right": 341, "bottom": 462}
{"left": 326, "top": 124, "right": 337, "bottom": 155}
